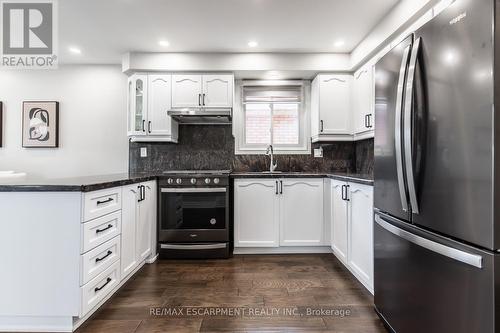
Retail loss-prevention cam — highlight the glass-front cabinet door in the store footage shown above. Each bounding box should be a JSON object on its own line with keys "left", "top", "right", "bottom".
{"left": 127, "top": 74, "right": 148, "bottom": 136}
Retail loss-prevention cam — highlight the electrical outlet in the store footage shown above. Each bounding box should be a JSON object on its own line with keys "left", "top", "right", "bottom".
{"left": 140, "top": 147, "right": 148, "bottom": 158}
{"left": 314, "top": 147, "right": 323, "bottom": 158}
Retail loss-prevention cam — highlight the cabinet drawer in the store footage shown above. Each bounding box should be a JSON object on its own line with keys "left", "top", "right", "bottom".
{"left": 81, "top": 235, "right": 121, "bottom": 285}
{"left": 80, "top": 260, "right": 120, "bottom": 317}
{"left": 81, "top": 211, "right": 121, "bottom": 253}
{"left": 83, "top": 187, "right": 122, "bottom": 222}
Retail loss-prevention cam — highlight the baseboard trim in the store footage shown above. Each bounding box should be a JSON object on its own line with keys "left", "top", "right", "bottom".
{"left": 145, "top": 254, "right": 158, "bottom": 264}
{"left": 233, "top": 246, "right": 332, "bottom": 254}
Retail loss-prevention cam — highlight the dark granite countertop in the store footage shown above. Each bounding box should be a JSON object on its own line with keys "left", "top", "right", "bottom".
{"left": 230, "top": 172, "right": 373, "bottom": 185}
{"left": 0, "top": 173, "right": 157, "bottom": 192}
{"left": 0, "top": 170, "right": 372, "bottom": 192}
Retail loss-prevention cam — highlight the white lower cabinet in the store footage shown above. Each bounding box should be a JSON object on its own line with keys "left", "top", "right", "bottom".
{"left": 330, "top": 179, "right": 374, "bottom": 293}
{"left": 234, "top": 179, "right": 280, "bottom": 247}
{"left": 348, "top": 183, "right": 374, "bottom": 291}
{"left": 121, "top": 184, "right": 140, "bottom": 277}
{"left": 234, "top": 178, "right": 324, "bottom": 248}
{"left": 121, "top": 181, "right": 156, "bottom": 278}
{"left": 137, "top": 181, "right": 156, "bottom": 261}
{"left": 331, "top": 180, "right": 348, "bottom": 263}
{"left": 280, "top": 179, "right": 324, "bottom": 246}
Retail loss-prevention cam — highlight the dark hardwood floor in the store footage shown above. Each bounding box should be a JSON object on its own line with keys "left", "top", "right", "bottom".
{"left": 77, "top": 254, "right": 387, "bottom": 333}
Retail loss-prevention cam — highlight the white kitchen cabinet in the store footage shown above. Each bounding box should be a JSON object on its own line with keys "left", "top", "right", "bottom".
{"left": 127, "top": 74, "right": 148, "bottom": 137}
{"left": 202, "top": 74, "right": 234, "bottom": 107}
{"left": 121, "top": 184, "right": 140, "bottom": 277}
{"left": 148, "top": 75, "right": 178, "bottom": 139}
{"left": 280, "top": 179, "right": 324, "bottom": 246}
{"left": 172, "top": 74, "right": 203, "bottom": 107}
{"left": 311, "top": 74, "right": 352, "bottom": 142}
{"left": 348, "top": 182, "right": 374, "bottom": 291}
{"left": 330, "top": 180, "right": 348, "bottom": 264}
{"left": 137, "top": 181, "right": 156, "bottom": 261}
{"left": 234, "top": 178, "right": 324, "bottom": 248}
{"left": 352, "top": 65, "right": 375, "bottom": 139}
{"left": 172, "top": 74, "right": 234, "bottom": 108}
{"left": 121, "top": 181, "right": 156, "bottom": 278}
{"left": 330, "top": 180, "right": 374, "bottom": 293}
{"left": 234, "top": 179, "right": 280, "bottom": 247}
{"left": 128, "top": 74, "right": 178, "bottom": 142}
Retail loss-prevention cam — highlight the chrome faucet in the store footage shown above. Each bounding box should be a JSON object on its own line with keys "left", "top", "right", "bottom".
{"left": 266, "top": 145, "right": 278, "bottom": 172}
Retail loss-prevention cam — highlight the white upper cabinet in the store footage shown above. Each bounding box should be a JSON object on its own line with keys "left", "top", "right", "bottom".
{"left": 330, "top": 180, "right": 349, "bottom": 264}
{"left": 311, "top": 74, "right": 352, "bottom": 142}
{"left": 352, "top": 65, "right": 375, "bottom": 138}
{"left": 202, "top": 74, "right": 233, "bottom": 108}
{"left": 280, "top": 179, "right": 324, "bottom": 246}
{"left": 172, "top": 74, "right": 203, "bottom": 108}
{"left": 148, "top": 75, "right": 178, "bottom": 138}
{"left": 348, "top": 182, "right": 374, "bottom": 292}
{"left": 127, "top": 74, "right": 148, "bottom": 137}
{"left": 172, "top": 74, "right": 234, "bottom": 108}
{"left": 234, "top": 179, "right": 280, "bottom": 247}
{"left": 127, "top": 74, "right": 178, "bottom": 142}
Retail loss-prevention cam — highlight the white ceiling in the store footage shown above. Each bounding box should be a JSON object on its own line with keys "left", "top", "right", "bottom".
{"left": 59, "top": 0, "right": 400, "bottom": 64}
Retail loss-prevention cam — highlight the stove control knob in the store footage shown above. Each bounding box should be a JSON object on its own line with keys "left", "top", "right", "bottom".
{"left": 213, "top": 178, "right": 220, "bottom": 184}
{"left": 167, "top": 178, "right": 174, "bottom": 184}
{"left": 205, "top": 178, "right": 211, "bottom": 184}
{"left": 190, "top": 178, "right": 197, "bottom": 184}
{"left": 176, "top": 178, "right": 182, "bottom": 184}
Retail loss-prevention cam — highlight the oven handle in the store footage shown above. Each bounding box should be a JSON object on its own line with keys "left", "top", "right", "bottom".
{"left": 161, "top": 188, "right": 227, "bottom": 193}
{"left": 160, "top": 243, "right": 227, "bottom": 250}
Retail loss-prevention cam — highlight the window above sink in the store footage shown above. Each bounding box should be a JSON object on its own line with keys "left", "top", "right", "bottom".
{"left": 234, "top": 80, "right": 311, "bottom": 155}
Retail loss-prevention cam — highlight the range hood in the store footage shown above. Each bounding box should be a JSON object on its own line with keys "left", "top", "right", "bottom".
{"left": 168, "top": 108, "right": 232, "bottom": 125}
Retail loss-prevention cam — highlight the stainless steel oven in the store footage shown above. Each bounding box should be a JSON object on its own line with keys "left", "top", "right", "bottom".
{"left": 158, "top": 171, "right": 230, "bottom": 259}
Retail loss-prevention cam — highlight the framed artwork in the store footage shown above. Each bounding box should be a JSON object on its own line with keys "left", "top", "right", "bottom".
{"left": 22, "top": 101, "right": 59, "bottom": 148}
{"left": 0, "top": 102, "right": 3, "bottom": 147}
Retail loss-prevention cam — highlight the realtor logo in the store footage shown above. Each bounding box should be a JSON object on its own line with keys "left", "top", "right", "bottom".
{"left": 1, "top": 0, "right": 58, "bottom": 68}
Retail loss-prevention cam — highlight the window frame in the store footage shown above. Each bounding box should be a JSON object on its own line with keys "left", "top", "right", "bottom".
{"left": 234, "top": 80, "right": 311, "bottom": 155}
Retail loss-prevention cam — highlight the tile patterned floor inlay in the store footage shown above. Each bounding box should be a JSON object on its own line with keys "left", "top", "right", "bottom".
{"left": 76, "top": 254, "right": 387, "bottom": 333}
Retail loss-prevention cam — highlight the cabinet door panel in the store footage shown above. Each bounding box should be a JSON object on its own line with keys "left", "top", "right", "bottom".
{"left": 353, "top": 66, "right": 375, "bottom": 135}
{"left": 331, "top": 180, "right": 348, "bottom": 263}
{"left": 128, "top": 74, "right": 147, "bottom": 136}
{"left": 348, "top": 183, "right": 374, "bottom": 291}
{"left": 172, "top": 75, "right": 202, "bottom": 108}
{"left": 318, "top": 75, "right": 352, "bottom": 134}
{"left": 280, "top": 179, "right": 323, "bottom": 246}
{"left": 202, "top": 75, "right": 233, "bottom": 107}
{"left": 148, "top": 75, "right": 177, "bottom": 137}
{"left": 121, "top": 184, "right": 140, "bottom": 278}
{"left": 234, "top": 180, "right": 279, "bottom": 247}
{"left": 137, "top": 181, "right": 155, "bottom": 261}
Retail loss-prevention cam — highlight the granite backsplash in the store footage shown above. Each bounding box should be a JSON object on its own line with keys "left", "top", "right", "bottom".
{"left": 129, "top": 125, "right": 373, "bottom": 175}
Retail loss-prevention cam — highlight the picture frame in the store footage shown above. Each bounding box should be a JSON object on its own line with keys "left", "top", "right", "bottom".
{"left": 0, "top": 102, "right": 3, "bottom": 147}
{"left": 22, "top": 101, "right": 59, "bottom": 148}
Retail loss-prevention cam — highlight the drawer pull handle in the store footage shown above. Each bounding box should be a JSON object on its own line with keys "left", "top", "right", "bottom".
{"left": 94, "top": 277, "right": 112, "bottom": 292}
{"left": 95, "top": 250, "right": 112, "bottom": 263}
{"left": 96, "top": 198, "right": 113, "bottom": 205}
{"left": 96, "top": 224, "right": 113, "bottom": 234}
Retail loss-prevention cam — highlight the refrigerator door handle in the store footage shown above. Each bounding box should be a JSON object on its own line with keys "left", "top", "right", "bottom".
{"left": 375, "top": 214, "right": 483, "bottom": 269}
{"left": 395, "top": 45, "right": 411, "bottom": 212}
{"left": 404, "top": 37, "right": 421, "bottom": 214}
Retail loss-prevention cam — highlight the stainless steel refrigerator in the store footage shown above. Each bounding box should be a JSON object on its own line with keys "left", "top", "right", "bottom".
{"left": 374, "top": 0, "right": 500, "bottom": 332}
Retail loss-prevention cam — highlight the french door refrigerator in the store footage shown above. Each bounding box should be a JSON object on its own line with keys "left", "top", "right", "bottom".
{"left": 373, "top": 0, "right": 500, "bottom": 332}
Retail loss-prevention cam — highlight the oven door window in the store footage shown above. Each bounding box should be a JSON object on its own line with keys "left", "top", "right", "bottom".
{"left": 161, "top": 190, "right": 226, "bottom": 230}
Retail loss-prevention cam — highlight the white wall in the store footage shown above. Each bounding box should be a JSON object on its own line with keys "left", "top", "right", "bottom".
{"left": 350, "top": 0, "right": 441, "bottom": 68}
{"left": 0, "top": 65, "right": 129, "bottom": 178}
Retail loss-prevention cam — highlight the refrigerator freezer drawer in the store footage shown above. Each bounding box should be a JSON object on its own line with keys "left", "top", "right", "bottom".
{"left": 374, "top": 212, "right": 496, "bottom": 333}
